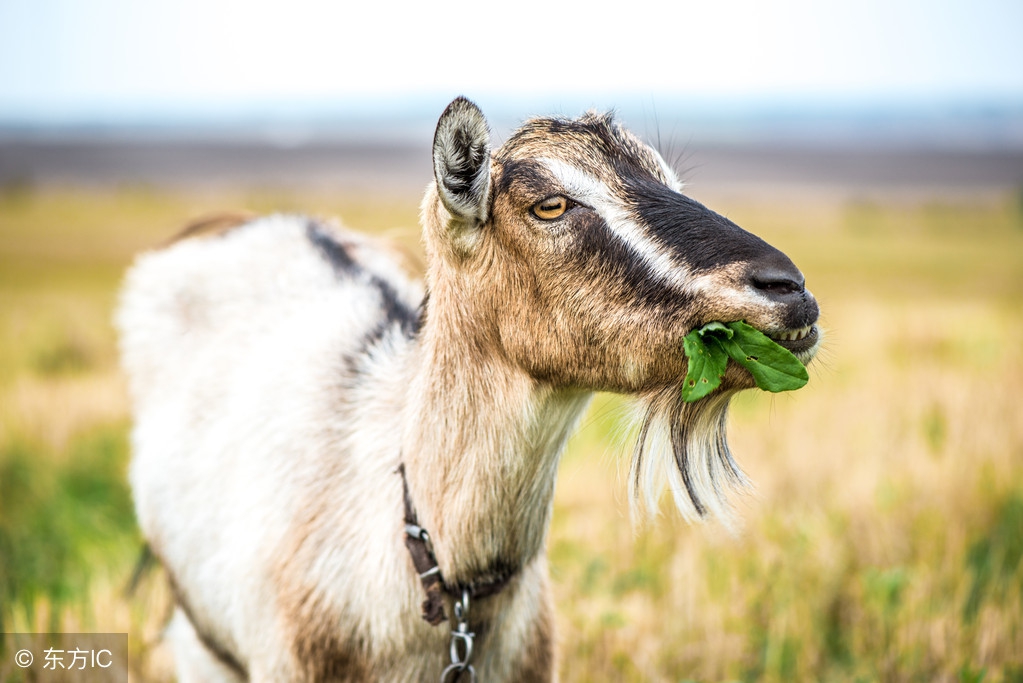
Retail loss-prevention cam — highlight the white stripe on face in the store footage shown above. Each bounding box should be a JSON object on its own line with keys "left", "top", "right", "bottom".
{"left": 538, "top": 157, "right": 692, "bottom": 294}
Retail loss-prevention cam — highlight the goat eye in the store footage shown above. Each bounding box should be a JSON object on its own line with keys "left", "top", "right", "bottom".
{"left": 532, "top": 196, "right": 570, "bottom": 220}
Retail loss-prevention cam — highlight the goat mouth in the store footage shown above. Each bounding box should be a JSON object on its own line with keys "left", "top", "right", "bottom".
{"left": 768, "top": 324, "right": 819, "bottom": 356}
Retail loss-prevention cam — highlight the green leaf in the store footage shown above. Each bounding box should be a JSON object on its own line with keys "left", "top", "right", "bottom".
{"left": 681, "top": 330, "right": 729, "bottom": 402}
{"left": 696, "top": 321, "right": 733, "bottom": 340}
{"left": 680, "top": 320, "right": 810, "bottom": 402}
{"left": 719, "top": 320, "right": 809, "bottom": 393}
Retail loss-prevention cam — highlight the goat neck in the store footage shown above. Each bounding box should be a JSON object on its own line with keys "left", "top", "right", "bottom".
{"left": 399, "top": 273, "right": 590, "bottom": 597}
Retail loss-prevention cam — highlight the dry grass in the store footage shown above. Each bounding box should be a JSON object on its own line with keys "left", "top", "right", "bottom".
{"left": 1, "top": 184, "right": 1021, "bottom": 682}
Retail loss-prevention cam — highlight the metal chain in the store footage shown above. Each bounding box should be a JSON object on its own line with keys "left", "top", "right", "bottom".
{"left": 439, "top": 589, "right": 477, "bottom": 682}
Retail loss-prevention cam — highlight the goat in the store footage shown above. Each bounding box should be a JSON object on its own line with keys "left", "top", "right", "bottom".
{"left": 117, "top": 97, "right": 821, "bottom": 682}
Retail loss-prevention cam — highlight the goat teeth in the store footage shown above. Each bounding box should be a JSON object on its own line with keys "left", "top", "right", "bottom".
{"left": 772, "top": 326, "right": 812, "bottom": 343}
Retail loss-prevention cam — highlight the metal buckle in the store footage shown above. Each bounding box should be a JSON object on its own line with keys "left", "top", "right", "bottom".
{"left": 439, "top": 589, "right": 476, "bottom": 682}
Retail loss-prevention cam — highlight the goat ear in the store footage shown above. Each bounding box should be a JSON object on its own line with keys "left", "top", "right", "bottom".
{"left": 432, "top": 97, "right": 492, "bottom": 227}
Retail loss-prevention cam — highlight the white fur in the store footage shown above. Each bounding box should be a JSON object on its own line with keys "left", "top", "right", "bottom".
{"left": 121, "top": 219, "right": 424, "bottom": 677}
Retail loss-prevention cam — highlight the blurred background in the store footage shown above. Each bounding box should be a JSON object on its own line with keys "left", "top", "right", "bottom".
{"left": 1, "top": 0, "right": 1021, "bottom": 681}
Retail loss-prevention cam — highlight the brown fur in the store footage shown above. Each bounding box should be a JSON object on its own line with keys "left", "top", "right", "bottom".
{"left": 423, "top": 159, "right": 717, "bottom": 394}
{"left": 289, "top": 606, "right": 374, "bottom": 683}
{"left": 498, "top": 112, "right": 675, "bottom": 189}
{"left": 271, "top": 481, "right": 388, "bottom": 681}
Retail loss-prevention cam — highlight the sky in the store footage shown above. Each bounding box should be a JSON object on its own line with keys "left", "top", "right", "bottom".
{"left": 1, "top": 0, "right": 1022, "bottom": 125}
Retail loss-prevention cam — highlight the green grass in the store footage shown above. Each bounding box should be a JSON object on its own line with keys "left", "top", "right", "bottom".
{"left": 0, "top": 424, "right": 137, "bottom": 634}
{"left": 1, "top": 185, "right": 1022, "bottom": 681}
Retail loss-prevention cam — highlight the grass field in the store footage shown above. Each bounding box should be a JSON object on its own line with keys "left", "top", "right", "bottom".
{"left": 1, "top": 184, "right": 1021, "bottom": 682}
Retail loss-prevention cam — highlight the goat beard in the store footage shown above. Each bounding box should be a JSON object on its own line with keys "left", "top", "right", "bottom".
{"left": 628, "top": 386, "right": 749, "bottom": 526}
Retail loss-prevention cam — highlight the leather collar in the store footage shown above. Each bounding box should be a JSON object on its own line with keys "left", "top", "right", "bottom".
{"left": 398, "top": 464, "right": 513, "bottom": 625}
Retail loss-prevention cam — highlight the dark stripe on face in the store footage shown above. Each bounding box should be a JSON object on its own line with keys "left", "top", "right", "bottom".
{"left": 494, "top": 158, "right": 558, "bottom": 198}
{"left": 570, "top": 210, "right": 695, "bottom": 313}
{"left": 626, "top": 179, "right": 784, "bottom": 272}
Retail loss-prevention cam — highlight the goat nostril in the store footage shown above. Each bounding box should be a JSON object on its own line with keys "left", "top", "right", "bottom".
{"left": 750, "top": 266, "right": 805, "bottom": 296}
{"left": 753, "top": 277, "right": 802, "bottom": 295}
